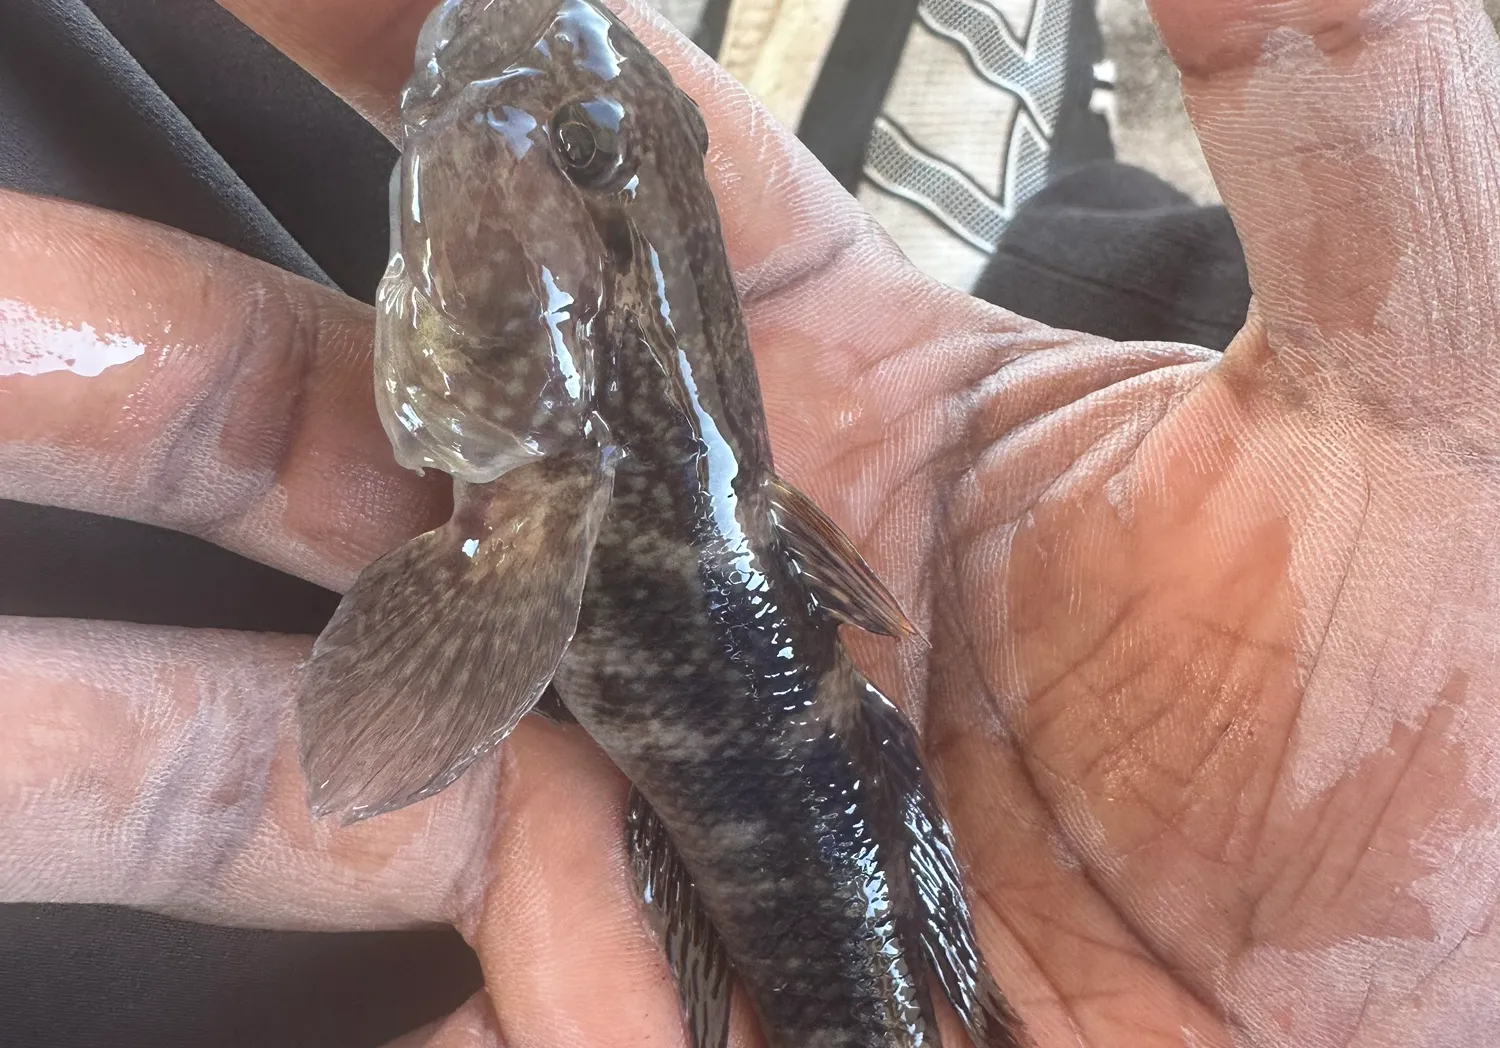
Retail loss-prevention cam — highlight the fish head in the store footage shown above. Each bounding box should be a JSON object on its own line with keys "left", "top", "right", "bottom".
{"left": 374, "top": 0, "right": 712, "bottom": 483}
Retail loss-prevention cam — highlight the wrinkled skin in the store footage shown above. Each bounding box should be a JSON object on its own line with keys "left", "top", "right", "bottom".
{"left": 4, "top": 0, "right": 1500, "bottom": 1045}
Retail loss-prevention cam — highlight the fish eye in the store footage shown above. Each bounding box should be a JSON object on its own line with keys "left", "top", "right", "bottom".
{"left": 550, "top": 99, "right": 627, "bottom": 190}
{"left": 556, "top": 119, "right": 597, "bottom": 168}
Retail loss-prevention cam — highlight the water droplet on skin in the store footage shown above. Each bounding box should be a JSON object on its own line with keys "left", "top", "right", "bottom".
{"left": 0, "top": 298, "right": 146, "bottom": 378}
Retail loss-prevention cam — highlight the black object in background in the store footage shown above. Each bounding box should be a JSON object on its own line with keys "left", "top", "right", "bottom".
{"left": 977, "top": 162, "right": 1251, "bottom": 352}
{"left": 797, "top": 0, "right": 922, "bottom": 191}
{"left": 82, "top": 0, "right": 399, "bottom": 301}
{"left": 692, "top": 0, "right": 733, "bottom": 60}
{"left": 0, "top": 907, "right": 478, "bottom": 1048}
{"left": 0, "top": 502, "right": 340, "bottom": 632}
{"left": 1049, "top": 0, "right": 1116, "bottom": 179}
{"left": 0, "top": 0, "right": 327, "bottom": 284}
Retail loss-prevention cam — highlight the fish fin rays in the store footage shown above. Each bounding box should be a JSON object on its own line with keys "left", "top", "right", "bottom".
{"left": 860, "top": 679, "right": 1029, "bottom": 1048}
{"left": 295, "top": 455, "right": 614, "bottom": 824}
{"left": 626, "top": 787, "right": 734, "bottom": 1048}
{"left": 768, "top": 476, "right": 921, "bottom": 641}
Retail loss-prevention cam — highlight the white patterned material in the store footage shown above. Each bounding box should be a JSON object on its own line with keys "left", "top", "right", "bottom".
{"left": 859, "top": 0, "right": 1096, "bottom": 292}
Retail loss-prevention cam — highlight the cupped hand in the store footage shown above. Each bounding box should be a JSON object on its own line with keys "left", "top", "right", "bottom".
{"left": 5, "top": 1, "right": 1499, "bottom": 1045}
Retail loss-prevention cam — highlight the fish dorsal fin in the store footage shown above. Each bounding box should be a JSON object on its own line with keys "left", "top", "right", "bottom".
{"left": 295, "top": 453, "right": 614, "bottom": 824}
{"left": 626, "top": 787, "right": 734, "bottom": 1048}
{"left": 769, "top": 477, "right": 920, "bottom": 640}
{"left": 860, "top": 679, "right": 1028, "bottom": 1048}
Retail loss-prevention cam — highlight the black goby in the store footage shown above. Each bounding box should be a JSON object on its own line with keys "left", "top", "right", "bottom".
{"left": 295, "top": 2, "right": 1024, "bottom": 1045}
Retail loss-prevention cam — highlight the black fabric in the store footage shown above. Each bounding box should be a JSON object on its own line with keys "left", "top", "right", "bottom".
{"left": 691, "top": 0, "right": 732, "bottom": 60}
{"left": 0, "top": 0, "right": 328, "bottom": 284}
{"left": 975, "top": 161, "right": 1251, "bottom": 351}
{"left": 1048, "top": 0, "right": 1116, "bottom": 179}
{"left": 0, "top": 906, "right": 481, "bottom": 1048}
{"left": 0, "top": 2, "right": 1247, "bottom": 1046}
{"left": 797, "top": 0, "right": 921, "bottom": 190}
{"left": 81, "top": 0, "right": 398, "bottom": 302}
{"left": 0, "top": 502, "right": 341, "bottom": 631}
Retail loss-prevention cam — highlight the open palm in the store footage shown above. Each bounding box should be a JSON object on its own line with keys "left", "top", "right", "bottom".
{"left": 4, "top": 1, "right": 1499, "bottom": 1045}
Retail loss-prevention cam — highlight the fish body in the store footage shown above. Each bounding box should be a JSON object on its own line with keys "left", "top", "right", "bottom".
{"left": 295, "top": 2, "right": 1023, "bottom": 1046}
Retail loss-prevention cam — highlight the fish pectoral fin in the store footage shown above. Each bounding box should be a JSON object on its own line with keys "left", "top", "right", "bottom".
{"left": 626, "top": 787, "right": 733, "bottom": 1048}
{"left": 768, "top": 476, "right": 920, "bottom": 640}
{"left": 295, "top": 454, "right": 615, "bottom": 824}
{"left": 861, "top": 679, "right": 1029, "bottom": 1048}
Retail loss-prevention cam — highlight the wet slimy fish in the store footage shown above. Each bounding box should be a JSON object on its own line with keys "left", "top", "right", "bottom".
{"left": 296, "top": 2, "right": 1025, "bottom": 1045}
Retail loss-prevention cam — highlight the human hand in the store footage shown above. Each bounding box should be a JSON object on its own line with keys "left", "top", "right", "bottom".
{"left": 4, "top": 1, "right": 1499, "bottom": 1045}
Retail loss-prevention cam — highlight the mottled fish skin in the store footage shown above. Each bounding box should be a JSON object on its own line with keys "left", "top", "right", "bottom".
{"left": 355, "top": 2, "right": 1023, "bottom": 1046}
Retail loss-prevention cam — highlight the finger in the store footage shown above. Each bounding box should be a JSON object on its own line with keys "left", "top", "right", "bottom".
{"left": 465, "top": 720, "right": 706, "bottom": 1048}
{"left": 1149, "top": 0, "right": 1500, "bottom": 435}
{"left": 0, "top": 188, "right": 445, "bottom": 591}
{"left": 0, "top": 617, "right": 495, "bottom": 928}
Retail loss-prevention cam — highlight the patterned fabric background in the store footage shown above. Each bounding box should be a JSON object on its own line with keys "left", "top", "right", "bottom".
{"left": 853, "top": 0, "right": 1105, "bottom": 290}
{"left": 649, "top": 0, "right": 1216, "bottom": 293}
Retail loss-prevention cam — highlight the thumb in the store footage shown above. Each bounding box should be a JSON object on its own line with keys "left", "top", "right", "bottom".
{"left": 1150, "top": 0, "right": 1500, "bottom": 440}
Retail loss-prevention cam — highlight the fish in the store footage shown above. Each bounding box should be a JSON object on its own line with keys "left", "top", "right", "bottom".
{"left": 294, "top": 1, "right": 1026, "bottom": 1046}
